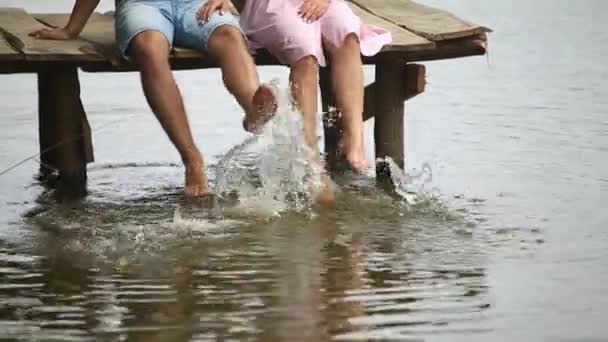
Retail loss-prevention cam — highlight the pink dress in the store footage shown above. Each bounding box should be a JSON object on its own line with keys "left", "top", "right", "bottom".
{"left": 239, "top": 0, "right": 393, "bottom": 67}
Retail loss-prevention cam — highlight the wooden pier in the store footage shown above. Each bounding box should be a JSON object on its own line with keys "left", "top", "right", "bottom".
{"left": 0, "top": 1, "right": 490, "bottom": 197}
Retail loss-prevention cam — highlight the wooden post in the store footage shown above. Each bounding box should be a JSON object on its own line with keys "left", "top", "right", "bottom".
{"left": 374, "top": 59, "right": 406, "bottom": 179}
{"left": 320, "top": 66, "right": 340, "bottom": 169}
{"left": 38, "top": 67, "right": 93, "bottom": 198}
{"left": 363, "top": 64, "right": 426, "bottom": 121}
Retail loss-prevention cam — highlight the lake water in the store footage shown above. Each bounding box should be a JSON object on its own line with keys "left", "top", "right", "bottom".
{"left": 0, "top": 0, "right": 606, "bottom": 341}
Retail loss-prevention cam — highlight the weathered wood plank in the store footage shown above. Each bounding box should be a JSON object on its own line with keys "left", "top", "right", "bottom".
{"left": 35, "top": 12, "right": 120, "bottom": 65}
{"left": 0, "top": 7, "right": 104, "bottom": 61}
{"left": 349, "top": 2, "right": 433, "bottom": 52}
{"left": 404, "top": 34, "right": 487, "bottom": 61}
{"left": 36, "top": 12, "right": 220, "bottom": 66}
{"left": 351, "top": 0, "right": 491, "bottom": 41}
{"left": 1, "top": 3, "right": 486, "bottom": 73}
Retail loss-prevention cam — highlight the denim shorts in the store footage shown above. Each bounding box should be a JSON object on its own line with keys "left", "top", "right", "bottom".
{"left": 115, "top": 0, "right": 241, "bottom": 59}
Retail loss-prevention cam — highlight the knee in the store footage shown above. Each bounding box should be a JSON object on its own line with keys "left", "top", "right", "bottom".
{"left": 342, "top": 33, "right": 360, "bottom": 49}
{"left": 326, "top": 33, "right": 360, "bottom": 54}
{"left": 208, "top": 25, "right": 245, "bottom": 52}
{"left": 293, "top": 56, "right": 320, "bottom": 77}
{"left": 129, "top": 30, "right": 170, "bottom": 65}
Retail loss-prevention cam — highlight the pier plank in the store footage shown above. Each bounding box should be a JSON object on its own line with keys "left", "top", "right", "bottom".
{"left": 0, "top": 8, "right": 103, "bottom": 61}
{"left": 35, "top": 12, "right": 119, "bottom": 64}
{"left": 349, "top": 2, "right": 433, "bottom": 52}
{"left": 36, "top": 12, "right": 214, "bottom": 65}
{"left": 351, "top": 0, "right": 491, "bottom": 41}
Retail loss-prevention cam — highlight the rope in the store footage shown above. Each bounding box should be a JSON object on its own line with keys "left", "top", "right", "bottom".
{"left": 0, "top": 115, "right": 137, "bottom": 177}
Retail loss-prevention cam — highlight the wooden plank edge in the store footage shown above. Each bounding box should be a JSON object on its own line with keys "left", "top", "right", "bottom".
{"left": 404, "top": 33, "right": 487, "bottom": 62}
{"left": 1, "top": 34, "right": 486, "bottom": 73}
{"left": 0, "top": 53, "right": 24, "bottom": 61}
{"left": 0, "top": 51, "right": 24, "bottom": 61}
{"left": 82, "top": 36, "right": 486, "bottom": 72}
{"left": 412, "top": 26, "right": 492, "bottom": 42}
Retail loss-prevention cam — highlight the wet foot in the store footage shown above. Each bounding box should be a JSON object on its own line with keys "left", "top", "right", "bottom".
{"left": 243, "top": 84, "right": 278, "bottom": 133}
{"left": 314, "top": 173, "right": 337, "bottom": 207}
{"left": 339, "top": 133, "right": 370, "bottom": 173}
{"left": 344, "top": 152, "right": 369, "bottom": 172}
{"left": 184, "top": 161, "right": 209, "bottom": 197}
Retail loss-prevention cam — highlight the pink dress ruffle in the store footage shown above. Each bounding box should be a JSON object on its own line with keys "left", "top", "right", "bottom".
{"left": 239, "top": 0, "right": 392, "bottom": 66}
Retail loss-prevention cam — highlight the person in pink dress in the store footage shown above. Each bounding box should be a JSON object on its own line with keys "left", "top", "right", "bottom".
{"left": 199, "top": 0, "right": 392, "bottom": 172}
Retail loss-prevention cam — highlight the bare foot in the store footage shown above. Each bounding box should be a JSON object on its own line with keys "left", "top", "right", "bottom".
{"left": 340, "top": 132, "right": 370, "bottom": 172}
{"left": 243, "top": 84, "right": 278, "bottom": 133}
{"left": 184, "top": 161, "right": 209, "bottom": 197}
{"left": 314, "top": 173, "right": 337, "bottom": 207}
{"left": 345, "top": 151, "right": 369, "bottom": 171}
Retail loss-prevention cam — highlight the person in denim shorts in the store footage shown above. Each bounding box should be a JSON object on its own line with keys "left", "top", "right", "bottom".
{"left": 30, "top": 0, "right": 277, "bottom": 197}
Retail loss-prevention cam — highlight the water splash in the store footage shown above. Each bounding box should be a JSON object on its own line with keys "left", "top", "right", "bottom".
{"left": 378, "top": 157, "right": 434, "bottom": 205}
{"left": 211, "top": 80, "right": 324, "bottom": 217}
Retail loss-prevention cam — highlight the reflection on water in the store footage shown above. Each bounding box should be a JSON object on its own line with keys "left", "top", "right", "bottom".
{"left": 0, "top": 85, "right": 493, "bottom": 340}
{"left": 2, "top": 0, "right": 607, "bottom": 340}
{"left": 1, "top": 177, "right": 493, "bottom": 341}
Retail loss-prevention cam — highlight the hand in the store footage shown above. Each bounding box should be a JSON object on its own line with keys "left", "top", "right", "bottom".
{"left": 197, "top": 0, "right": 233, "bottom": 23}
{"left": 29, "top": 27, "right": 76, "bottom": 40}
{"left": 298, "top": 0, "right": 330, "bottom": 23}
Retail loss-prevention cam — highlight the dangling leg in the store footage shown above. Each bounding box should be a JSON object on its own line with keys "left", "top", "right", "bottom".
{"left": 324, "top": 33, "right": 369, "bottom": 171}
{"left": 289, "top": 55, "right": 320, "bottom": 149}
{"left": 130, "top": 31, "right": 209, "bottom": 196}
{"left": 205, "top": 25, "right": 278, "bottom": 134}
{"left": 289, "top": 56, "right": 336, "bottom": 205}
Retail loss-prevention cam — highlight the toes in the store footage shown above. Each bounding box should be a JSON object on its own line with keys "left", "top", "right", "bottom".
{"left": 185, "top": 184, "right": 208, "bottom": 198}
{"left": 246, "top": 85, "right": 279, "bottom": 133}
{"left": 195, "top": 186, "right": 208, "bottom": 197}
{"left": 345, "top": 157, "right": 370, "bottom": 173}
{"left": 185, "top": 187, "right": 196, "bottom": 197}
{"left": 253, "top": 85, "right": 278, "bottom": 115}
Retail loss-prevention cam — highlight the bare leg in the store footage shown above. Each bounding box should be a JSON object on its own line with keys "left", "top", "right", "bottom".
{"left": 290, "top": 56, "right": 336, "bottom": 205}
{"left": 207, "top": 26, "right": 277, "bottom": 133}
{"left": 129, "top": 31, "right": 208, "bottom": 196}
{"left": 289, "top": 56, "right": 320, "bottom": 149}
{"left": 324, "top": 33, "right": 368, "bottom": 171}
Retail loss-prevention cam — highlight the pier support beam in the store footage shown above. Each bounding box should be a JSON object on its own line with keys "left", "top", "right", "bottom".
{"left": 38, "top": 67, "right": 93, "bottom": 198}
{"left": 374, "top": 60, "right": 407, "bottom": 175}
{"left": 363, "top": 63, "right": 426, "bottom": 121}
{"left": 320, "top": 66, "right": 339, "bottom": 169}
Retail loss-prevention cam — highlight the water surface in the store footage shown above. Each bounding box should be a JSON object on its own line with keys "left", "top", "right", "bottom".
{"left": 0, "top": 0, "right": 606, "bottom": 341}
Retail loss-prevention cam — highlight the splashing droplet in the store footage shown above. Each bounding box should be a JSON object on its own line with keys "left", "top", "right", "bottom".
{"left": 212, "top": 80, "right": 324, "bottom": 217}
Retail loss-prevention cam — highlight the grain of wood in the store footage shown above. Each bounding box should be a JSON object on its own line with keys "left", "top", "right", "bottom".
{"left": 349, "top": 2, "right": 433, "bottom": 52}
{"left": 36, "top": 12, "right": 119, "bottom": 64}
{"left": 351, "top": 0, "right": 491, "bottom": 41}
{"left": 37, "top": 12, "right": 212, "bottom": 64}
{"left": 1, "top": 1, "right": 489, "bottom": 71}
{"left": 0, "top": 7, "right": 103, "bottom": 61}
